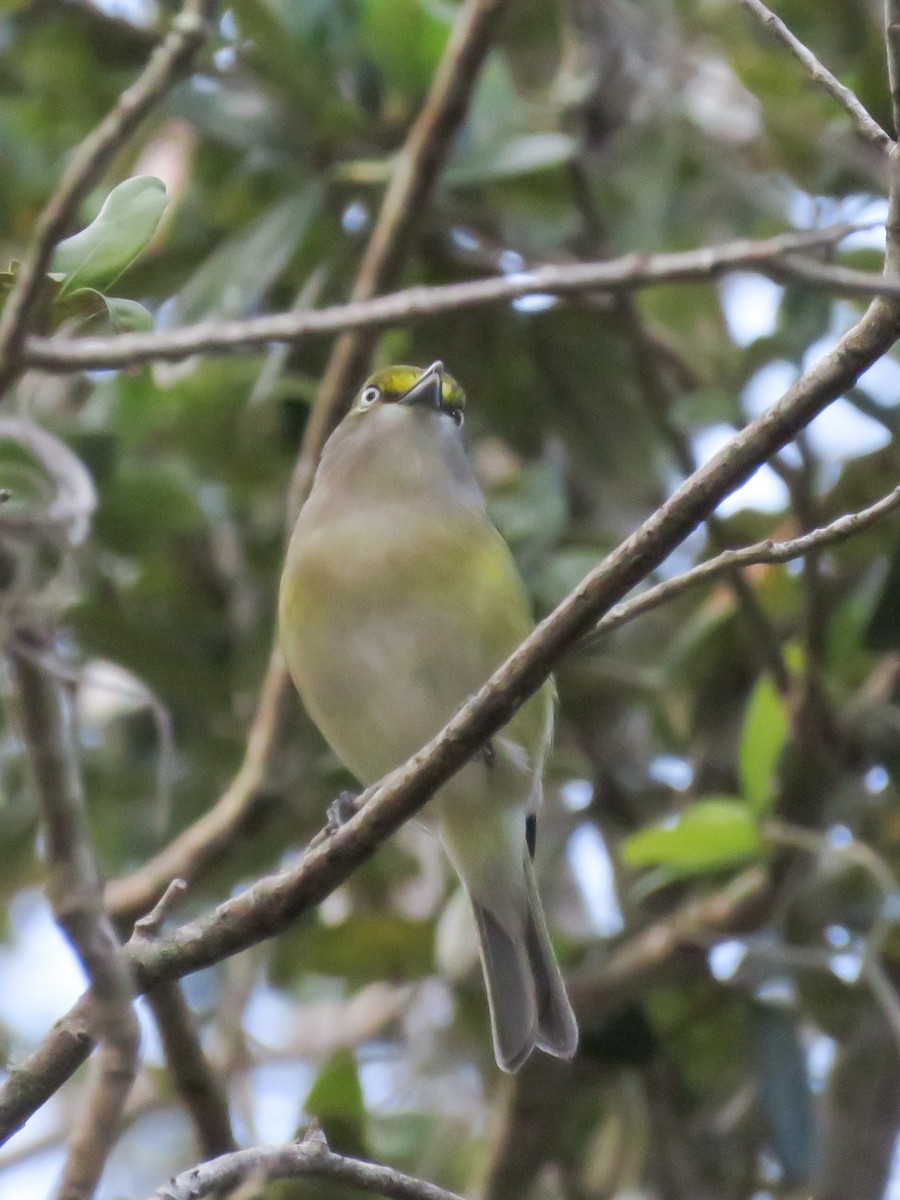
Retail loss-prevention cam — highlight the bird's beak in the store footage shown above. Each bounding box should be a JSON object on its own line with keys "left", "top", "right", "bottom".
{"left": 401, "top": 361, "right": 444, "bottom": 411}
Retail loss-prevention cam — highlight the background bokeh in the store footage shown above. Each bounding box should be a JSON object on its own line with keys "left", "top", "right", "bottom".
{"left": 2, "top": 0, "right": 900, "bottom": 1197}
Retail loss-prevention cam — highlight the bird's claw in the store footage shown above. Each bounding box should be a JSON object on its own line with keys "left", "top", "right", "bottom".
{"left": 327, "top": 790, "right": 359, "bottom": 832}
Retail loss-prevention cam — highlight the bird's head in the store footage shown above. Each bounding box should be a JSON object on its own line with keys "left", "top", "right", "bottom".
{"left": 350, "top": 361, "right": 466, "bottom": 429}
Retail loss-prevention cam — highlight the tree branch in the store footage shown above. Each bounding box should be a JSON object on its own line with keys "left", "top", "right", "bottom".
{"left": 738, "top": 0, "right": 892, "bottom": 150}
{"left": 21, "top": 223, "right": 877, "bottom": 371}
{"left": 0, "top": 0, "right": 216, "bottom": 396}
{"left": 148, "top": 1135, "right": 464, "bottom": 1200}
{"left": 9, "top": 632, "right": 140, "bottom": 1200}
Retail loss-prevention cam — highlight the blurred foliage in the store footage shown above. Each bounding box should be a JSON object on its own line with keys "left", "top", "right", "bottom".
{"left": 1, "top": 0, "right": 900, "bottom": 1198}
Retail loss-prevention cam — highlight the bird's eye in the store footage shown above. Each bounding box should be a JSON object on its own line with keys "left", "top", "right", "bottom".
{"left": 359, "top": 386, "right": 380, "bottom": 409}
{"left": 451, "top": 409, "right": 464, "bottom": 427}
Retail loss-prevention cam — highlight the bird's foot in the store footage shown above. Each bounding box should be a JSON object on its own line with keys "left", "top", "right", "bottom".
{"left": 327, "top": 790, "right": 359, "bottom": 832}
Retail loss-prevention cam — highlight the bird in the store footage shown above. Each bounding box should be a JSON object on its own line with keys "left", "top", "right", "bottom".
{"left": 279, "top": 360, "right": 578, "bottom": 1072}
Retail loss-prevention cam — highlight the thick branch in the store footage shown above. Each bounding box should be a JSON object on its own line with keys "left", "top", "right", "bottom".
{"left": 0, "top": 0, "right": 215, "bottom": 395}
{"left": 148, "top": 1138, "right": 464, "bottom": 1200}
{"left": 9, "top": 634, "right": 140, "bottom": 1200}
{"left": 739, "top": 0, "right": 892, "bottom": 149}
{"left": 21, "top": 223, "right": 875, "bottom": 371}
{"left": 2, "top": 288, "right": 898, "bottom": 1145}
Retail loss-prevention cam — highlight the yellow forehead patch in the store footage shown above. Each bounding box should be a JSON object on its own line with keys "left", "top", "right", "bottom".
{"left": 363, "top": 365, "right": 466, "bottom": 412}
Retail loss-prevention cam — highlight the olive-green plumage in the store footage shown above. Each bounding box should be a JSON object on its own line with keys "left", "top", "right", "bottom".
{"left": 279, "top": 362, "right": 577, "bottom": 1071}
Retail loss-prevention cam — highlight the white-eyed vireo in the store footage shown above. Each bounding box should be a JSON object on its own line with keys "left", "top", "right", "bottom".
{"left": 279, "top": 361, "right": 578, "bottom": 1072}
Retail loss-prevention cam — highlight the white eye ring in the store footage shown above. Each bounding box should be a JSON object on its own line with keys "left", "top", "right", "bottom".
{"left": 359, "top": 386, "right": 380, "bottom": 409}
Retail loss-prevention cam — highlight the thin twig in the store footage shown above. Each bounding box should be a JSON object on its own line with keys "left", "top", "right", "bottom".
{"left": 9, "top": 631, "right": 140, "bottom": 1200}
{"left": 738, "top": 0, "right": 892, "bottom": 150}
{"left": 132, "top": 878, "right": 188, "bottom": 937}
{"left": 0, "top": 0, "right": 216, "bottom": 396}
{"left": 590, "top": 484, "right": 900, "bottom": 640}
{"left": 148, "top": 1137, "right": 464, "bottom": 1200}
{"left": 21, "top": 223, "right": 879, "bottom": 371}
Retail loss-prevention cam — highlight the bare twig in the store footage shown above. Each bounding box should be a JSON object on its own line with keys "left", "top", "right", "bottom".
{"left": 148, "top": 1138, "right": 464, "bottom": 1200}
{"left": 9, "top": 631, "right": 140, "bottom": 1200}
{"left": 132, "top": 878, "right": 188, "bottom": 938}
{"left": 21, "top": 223, "right": 878, "bottom": 371}
{"left": 738, "top": 0, "right": 892, "bottom": 150}
{"left": 590, "top": 484, "right": 900, "bottom": 640}
{"left": 4, "top": 276, "right": 899, "bottom": 1143}
{"left": 0, "top": 0, "right": 215, "bottom": 397}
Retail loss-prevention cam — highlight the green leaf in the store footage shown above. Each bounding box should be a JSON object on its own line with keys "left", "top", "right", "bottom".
{"left": 621, "top": 798, "right": 762, "bottom": 874}
{"left": 101, "top": 295, "right": 154, "bottom": 332}
{"left": 305, "top": 1048, "right": 365, "bottom": 1126}
{"left": 304, "top": 1048, "right": 367, "bottom": 1156}
{"left": 51, "top": 176, "right": 168, "bottom": 294}
{"left": 64, "top": 289, "right": 154, "bottom": 333}
{"left": 739, "top": 674, "right": 789, "bottom": 813}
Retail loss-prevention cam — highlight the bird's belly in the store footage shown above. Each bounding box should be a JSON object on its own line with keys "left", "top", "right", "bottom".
{"left": 286, "top": 592, "right": 487, "bottom": 790}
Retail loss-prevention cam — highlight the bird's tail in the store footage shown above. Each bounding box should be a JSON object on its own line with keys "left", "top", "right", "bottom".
{"left": 470, "top": 852, "right": 578, "bottom": 1073}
